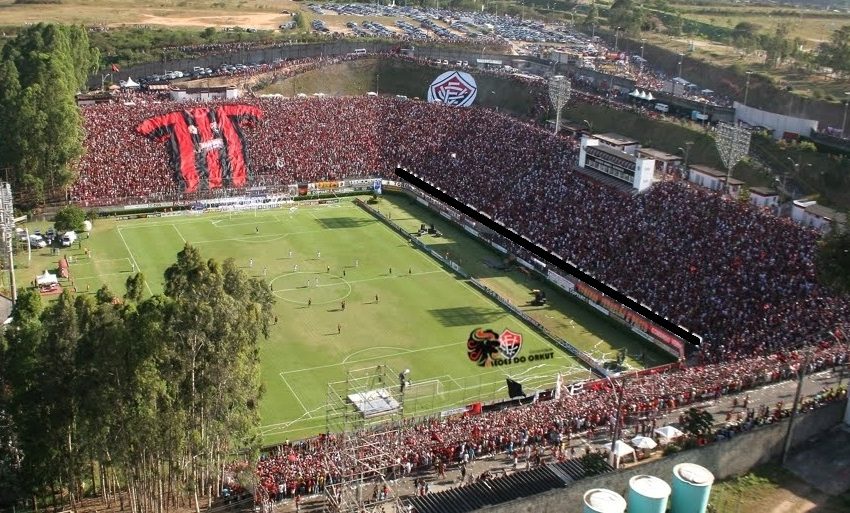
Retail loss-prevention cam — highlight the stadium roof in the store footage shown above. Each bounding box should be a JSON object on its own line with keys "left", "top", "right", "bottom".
{"left": 403, "top": 459, "right": 613, "bottom": 513}
{"left": 596, "top": 132, "right": 639, "bottom": 147}
{"left": 637, "top": 148, "right": 681, "bottom": 162}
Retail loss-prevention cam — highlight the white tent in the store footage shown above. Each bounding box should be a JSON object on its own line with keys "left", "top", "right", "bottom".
{"left": 120, "top": 76, "right": 140, "bottom": 88}
{"left": 645, "top": 92, "right": 655, "bottom": 101}
{"left": 639, "top": 91, "right": 649, "bottom": 100}
{"left": 631, "top": 435, "right": 658, "bottom": 450}
{"left": 36, "top": 270, "right": 58, "bottom": 286}
{"left": 611, "top": 439, "right": 636, "bottom": 467}
{"left": 630, "top": 89, "right": 640, "bottom": 97}
{"left": 654, "top": 425, "right": 685, "bottom": 439}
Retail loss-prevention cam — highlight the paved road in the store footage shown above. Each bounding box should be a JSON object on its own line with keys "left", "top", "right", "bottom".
{"left": 284, "top": 365, "right": 848, "bottom": 512}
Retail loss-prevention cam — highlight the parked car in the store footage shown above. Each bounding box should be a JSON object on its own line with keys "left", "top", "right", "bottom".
{"left": 29, "top": 234, "right": 47, "bottom": 249}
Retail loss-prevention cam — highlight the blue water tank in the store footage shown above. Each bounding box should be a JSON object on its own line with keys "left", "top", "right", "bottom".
{"left": 671, "top": 463, "right": 715, "bottom": 513}
{"left": 627, "top": 475, "right": 671, "bottom": 513}
{"left": 583, "top": 488, "right": 627, "bottom": 513}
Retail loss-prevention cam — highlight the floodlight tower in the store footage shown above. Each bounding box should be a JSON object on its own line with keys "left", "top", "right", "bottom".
{"left": 0, "top": 182, "right": 16, "bottom": 302}
{"left": 714, "top": 122, "right": 751, "bottom": 196}
{"left": 548, "top": 75, "right": 572, "bottom": 135}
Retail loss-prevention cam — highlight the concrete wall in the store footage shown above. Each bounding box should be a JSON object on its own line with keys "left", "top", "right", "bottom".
{"left": 481, "top": 401, "right": 845, "bottom": 513}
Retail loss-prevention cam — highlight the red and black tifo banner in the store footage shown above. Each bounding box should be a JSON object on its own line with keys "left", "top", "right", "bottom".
{"left": 136, "top": 104, "right": 263, "bottom": 193}
{"left": 466, "top": 327, "right": 554, "bottom": 367}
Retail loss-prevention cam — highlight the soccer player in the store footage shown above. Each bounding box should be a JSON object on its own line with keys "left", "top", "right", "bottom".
{"left": 341, "top": 300, "right": 346, "bottom": 311}
{"left": 249, "top": 258, "right": 254, "bottom": 268}
{"left": 327, "top": 265, "right": 330, "bottom": 273}
{"left": 316, "top": 251, "right": 321, "bottom": 259}
{"left": 288, "top": 250, "right": 293, "bottom": 258}
{"left": 308, "top": 298, "right": 311, "bottom": 307}
{"left": 375, "top": 294, "right": 379, "bottom": 303}
{"left": 337, "top": 323, "right": 341, "bottom": 334}
{"left": 256, "top": 226, "right": 259, "bottom": 234}
{"left": 389, "top": 267, "right": 392, "bottom": 275}
{"left": 294, "top": 264, "right": 299, "bottom": 272}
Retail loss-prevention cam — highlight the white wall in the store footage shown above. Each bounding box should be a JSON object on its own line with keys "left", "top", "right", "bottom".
{"left": 633, "top": 158, "right": 655, "bottom": 191}
{"left": 734, "top": 102, "right": 819, "bottom": 140}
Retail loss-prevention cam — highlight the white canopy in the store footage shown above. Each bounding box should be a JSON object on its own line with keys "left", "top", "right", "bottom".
{"left": 646, "top": 92, "right": 655, "bottom": 101}
{"left": 631, "top": 435, "right": 658, "bottom": 449}
{"left": 120, "top": 76, "right": 140, "bottom": 88}
{"left": 654, "top": 425, "right": 685, "bottom": 439}
{"left": 612, "top": 439, "right": 636, "bottom": 457}
{"left": 36, "top": 270, "right": 58, "bottom": 286}
{"left": 610, "top": 439, "right": 637, "bottom": 467}
{"left": 630, "top": 89, "right": 641, "bottom": 97}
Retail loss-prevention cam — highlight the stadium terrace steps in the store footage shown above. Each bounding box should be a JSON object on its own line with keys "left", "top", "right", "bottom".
{"left": 404, "top": 459, "right": 613, "bottom": 513}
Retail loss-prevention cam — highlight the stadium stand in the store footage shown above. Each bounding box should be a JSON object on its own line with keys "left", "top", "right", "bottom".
{"left": 73, "top": 93, "right": 849, "bottom": 502}
{"left": 74, "top": 95, "right": 849, "bottom": 362}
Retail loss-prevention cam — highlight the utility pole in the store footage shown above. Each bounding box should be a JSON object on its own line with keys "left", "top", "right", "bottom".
{"left": 781, "top": 352, "right": 811, "bottom": 465}
{"left": 609, "top": 375, "right": 627, "bottom": 468}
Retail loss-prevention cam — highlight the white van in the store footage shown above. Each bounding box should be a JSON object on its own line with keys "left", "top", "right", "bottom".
{"left": 353, "top": 48, "right": 367, "bottom": 55}
{"left": 29, "top": 235, "right": 47, "bottom": 249}
{"left": 654, "top": 103, "right": 670, "bottom": 113}
{"left": 61, "top": 231, "right": 77, "bottom": 247}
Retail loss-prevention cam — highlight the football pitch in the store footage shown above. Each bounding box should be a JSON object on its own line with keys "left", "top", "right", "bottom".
{"left": 19, "top": 194, "right": 671, "bottom": 443}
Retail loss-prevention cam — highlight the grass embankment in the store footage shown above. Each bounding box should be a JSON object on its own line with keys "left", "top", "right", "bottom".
{"left": 710, "top": 464, "right": 850, "bottom": 513}
{"left": 258, "top": 58, "right": 543, "bottom": 118}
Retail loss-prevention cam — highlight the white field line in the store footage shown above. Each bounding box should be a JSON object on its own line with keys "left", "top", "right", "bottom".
{"left": 172, "top": 224, "right": 187, "bottom": 243}
{"left": 281, "top": 341, "right": 460, "bottom": 376}
{"left": 117, "top": 227, "right": 153, "bottom": 296}
{"left": 279, "top": 374, "right": 312, "bottom": 419}
{"left": 273, "top": 270, "right": 442, "bottom": 293}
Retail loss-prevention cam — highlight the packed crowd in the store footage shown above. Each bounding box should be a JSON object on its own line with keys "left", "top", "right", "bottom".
{"left": 74, "top": 92, "right": 850, "bottom": 503}
{"left": 247, "top": 343, "right": 848, "bottom": 501}
{"left": 75, "top": 95, "right": 848, "bottom": 361}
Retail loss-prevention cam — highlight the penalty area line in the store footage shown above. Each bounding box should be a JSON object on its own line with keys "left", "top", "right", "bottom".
{"left": 117, "top": 227, "right": 152, "bottom": 296}
{"left": 279, "top": 373, "right": 312, "bottom": 418}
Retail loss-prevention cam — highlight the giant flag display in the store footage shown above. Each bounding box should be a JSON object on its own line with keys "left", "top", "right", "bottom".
{"left": 136, "top": 104, "right": 263, "bottom": 192}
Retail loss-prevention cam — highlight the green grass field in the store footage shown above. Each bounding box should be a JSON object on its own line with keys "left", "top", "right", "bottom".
{"left": 17, "top": 194, "right": 669, "bottom": 443}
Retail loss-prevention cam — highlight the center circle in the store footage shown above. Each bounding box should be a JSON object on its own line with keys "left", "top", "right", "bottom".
{"left": 269, "top": 272, "right": 352, "bottom": 305}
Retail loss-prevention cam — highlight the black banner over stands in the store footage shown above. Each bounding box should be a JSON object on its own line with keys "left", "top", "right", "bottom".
{"left": 395, "top": 167, "right": 703, "bottom": 349}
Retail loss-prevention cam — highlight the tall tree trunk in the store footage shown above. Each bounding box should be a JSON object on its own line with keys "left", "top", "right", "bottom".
{"left": 49, "top": 481, "right": 57, "bottom": 513}
{"left": 90, "top": 457, "right": 97, "bottom": 498}
{"left": 193, "top": 490, "right": 200, "bottom": 513}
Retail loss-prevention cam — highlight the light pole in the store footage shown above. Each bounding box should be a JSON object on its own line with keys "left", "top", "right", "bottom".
{"left": 608, "top": 375, "right": 627, "bottom": 469}
{"left": 743, "top": 71, "right": 754, "bottom": 105}
{"left": 677, "top": 141, "right": 693, "bottom": 179}
{"left": 677, "top": 53, "right": 683, "bottom": 78}
{"left": 841, "top": 92, "right": 850, "bottom": 138}
{"left": 782, "top": 351, "right": 812, "bottom": 465}
{"left": 614, "top": 27, "right": 622, "bottom": 53}
{"left": 100, "top": 72, "right": 113, "bottom": 91}
{"left": 715, "top": 122, "right": 752, "bottom": 196}
{"left": 582, "top": 118, "right": 593, "bottom": 134}
{"left": 639, "top": 38, "right": 646, "bottom": 77}
{"left": 548, "top": 75, "right": 572, "bottom": 135}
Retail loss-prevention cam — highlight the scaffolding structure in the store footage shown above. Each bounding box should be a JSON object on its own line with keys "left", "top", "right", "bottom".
{"left": 323, "top": 364, "right": 406, "bottom": 513}
{"left": 0, "top": 182, "right": 17, "bottom": 302}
